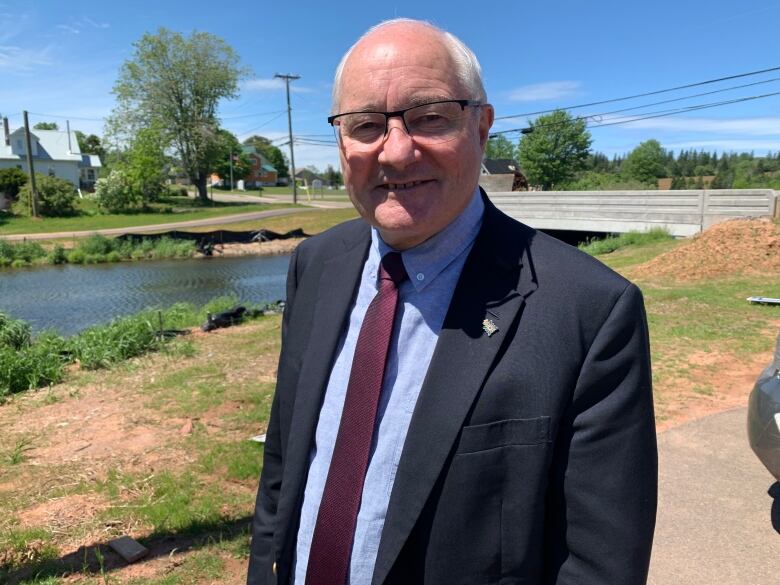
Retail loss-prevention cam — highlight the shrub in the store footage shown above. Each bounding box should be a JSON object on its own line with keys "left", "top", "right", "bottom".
{"left": 47, "top": 244, "right": 67, "bottom": 264}
{"left": 11, "top": 241, "right": 45, "bottom": 263}
{"left": 69, "top": 311, "right": 163, "bottom": 369}
{"left": 0, "top": 168, "right": 27, "bottom": 199}
{"left": 77, "top": 234, "right": 115, "bottom": 256}
{"left": 0, "top": 313, "right": 32, "bottom": 349}
{"left": 95, "top": 169, "right": 141, "bottom": 213}
{"left": 579, "top": 228, "right": 673, "bottom": 255}
{"left": 66, "top": 249, "right": 86, "bottom": 264}
{"left": 16, "top": 174, "right": 78, "bottom": 216}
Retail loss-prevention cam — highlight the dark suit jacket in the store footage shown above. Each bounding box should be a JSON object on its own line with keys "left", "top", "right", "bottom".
{"left": 247, "top": 193, "right": 657, "bottom": 585}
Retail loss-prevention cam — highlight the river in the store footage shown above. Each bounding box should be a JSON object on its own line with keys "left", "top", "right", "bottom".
{"left": 0, "top": 255, "right": 291, "bottom": 336}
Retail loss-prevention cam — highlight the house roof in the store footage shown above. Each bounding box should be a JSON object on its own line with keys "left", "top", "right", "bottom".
{"left": 2, "top": 127, "right": 102, "bottom": 167}
{"left": 80, "top": 154, "right": 102, "bottom": 168}
{"left": 1, "top": 128, "right": 84, "bottom": 162}
{"left": 482, "top": 158, "right": 522, "bottom": 175}
{"left": 295, "top": 168, "right": 324, "bottom": 182}
{"left": 261, "top": 164, "right": 276, "bottom": 173}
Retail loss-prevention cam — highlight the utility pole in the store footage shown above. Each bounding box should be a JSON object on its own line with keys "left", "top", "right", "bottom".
{"left": 275, "top": 73, "right": 300, "bottom": 204}
{"left": 22, "top": 111, "right": 38, "bottom": 217}
{"left": 229, "top": 149, "right": 234, "bottom": 191}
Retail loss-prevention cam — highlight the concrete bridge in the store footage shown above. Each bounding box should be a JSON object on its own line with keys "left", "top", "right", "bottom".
{"left": 485, "top": 189, "right": 779, "bottom": 236}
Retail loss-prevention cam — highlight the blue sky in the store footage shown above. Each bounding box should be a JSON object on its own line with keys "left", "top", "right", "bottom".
{"left": 2, "top": 0, "right": 780, "bottom": 171}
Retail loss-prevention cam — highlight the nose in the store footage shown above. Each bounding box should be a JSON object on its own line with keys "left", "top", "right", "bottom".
{"left": 377, "top": 118, "right": 417, "bottom": 169}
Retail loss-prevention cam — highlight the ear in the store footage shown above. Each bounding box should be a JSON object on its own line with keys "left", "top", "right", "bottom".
{"left": 477, "top": 104, "right": 495, "bottom": 150}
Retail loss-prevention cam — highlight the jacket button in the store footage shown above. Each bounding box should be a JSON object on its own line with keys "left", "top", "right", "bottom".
{"left": 272, "top": 561, "right": 277, "bottom": 576}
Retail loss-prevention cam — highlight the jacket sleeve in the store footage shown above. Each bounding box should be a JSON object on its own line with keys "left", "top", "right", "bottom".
{"left": 247, "top": 246, "right": 301, "bottom": 585}
{"left": 545, "top": 283, "right": 658, "bottom": 585}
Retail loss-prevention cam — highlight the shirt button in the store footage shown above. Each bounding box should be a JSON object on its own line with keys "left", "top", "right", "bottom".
{"left": 416, "top": 273, "right": 424, "bottom": 281}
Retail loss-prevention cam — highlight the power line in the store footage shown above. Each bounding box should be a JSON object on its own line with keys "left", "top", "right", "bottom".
{"left": 495, "top": 65, "right": 780, "bottom": 121}
{"left": 221, "top": 109, "right": 287, "bottom": 121}
{"left": 25, "top": 111, "right": 106, "bottom": 122}
{"left": 238, "top": 111, "right": 287, "bottom": 136}
{"left": 491, "top": 89, "right": 780, "bottom": 136}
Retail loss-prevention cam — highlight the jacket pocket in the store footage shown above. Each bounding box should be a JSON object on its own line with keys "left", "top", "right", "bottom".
{"left": 456, "top": 417, "right": 550, "bottom": 454}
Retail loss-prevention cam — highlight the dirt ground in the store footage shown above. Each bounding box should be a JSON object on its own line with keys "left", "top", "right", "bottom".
{"left": 205, "top": 238, "right": 304, "bottom": 258}
{"left": 632, "top": 217, "right": 780, "bottom": 281}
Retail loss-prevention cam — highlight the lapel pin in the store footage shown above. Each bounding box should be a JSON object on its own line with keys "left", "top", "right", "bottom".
{"left": 482, "top": 318, "right": 498, "bottom": 337}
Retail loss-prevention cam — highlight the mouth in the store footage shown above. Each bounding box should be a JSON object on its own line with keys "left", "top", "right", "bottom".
{"left": 379, "top": 179, "right": 434, "bottom": 191}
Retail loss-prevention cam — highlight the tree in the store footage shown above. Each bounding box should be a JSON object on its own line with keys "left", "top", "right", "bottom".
{"left": 124, "top": 124, "right": 169, "bottom": 204}
{"left": 110, "top": 28, "right": 248, "bottom": 201}
{"left": 324, "top": 164, "right": 343, "bottom": 187}
{"left": 212, "top": 129, "right": 252, "bottom": 187}
{"left": 0, "top": 168, "right": 28, "bottom": 198}
{"left": 75, "top": 131, "right": 107, "bottom": 162}
{"left": 16, "top": 174, "right": 77, "bottom": 216}
{"left": 33, "top": 122, "right": 58, "bottom": 130}
{"left": 243, "top": 135, "right": 289, "bottom": 179}
{"left": 484, "top": 134, "right": 516, "bottom": 160}
{"left": 622, "top": 139, "right": 667, "bottom": 185}
{"left": 518, "top": 110, "right": 591, "bottom": 190}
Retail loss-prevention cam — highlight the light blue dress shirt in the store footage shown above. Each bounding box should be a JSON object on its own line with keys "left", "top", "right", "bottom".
{"left": 293, "top": 188, "right": 484, "bottom": 585}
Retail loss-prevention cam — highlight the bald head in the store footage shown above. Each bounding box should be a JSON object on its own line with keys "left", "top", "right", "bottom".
{"left": 331, "top": 19, "right": 486, "bottom": 114}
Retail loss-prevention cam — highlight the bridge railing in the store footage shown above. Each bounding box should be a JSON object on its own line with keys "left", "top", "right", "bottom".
{"left": 486, "top": 189, "right": 779, "bottom": 236}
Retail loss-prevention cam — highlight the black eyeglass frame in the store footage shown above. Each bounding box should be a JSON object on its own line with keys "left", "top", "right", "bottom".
{"left": 327, "top": 99, "right": 483, "bottom": 137}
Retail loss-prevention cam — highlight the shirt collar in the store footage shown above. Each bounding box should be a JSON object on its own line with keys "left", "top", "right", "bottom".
{"left": 371, "top": 187, "right": 484, "bottom": 292}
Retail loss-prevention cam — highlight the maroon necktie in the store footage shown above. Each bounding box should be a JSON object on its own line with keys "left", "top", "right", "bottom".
{"left": 305, "top": 252, "right": 408, "bottom": 585}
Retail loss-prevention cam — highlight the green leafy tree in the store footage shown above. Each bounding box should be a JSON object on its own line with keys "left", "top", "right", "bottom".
{"left": 75, "top": 131, "right": 107, "bottom": 162}
{"left": 33, "top": 122, "right": 58, "bottom": 130}
{"left": 518, "top": 110, "right": 591, "bottom": 190}
{"left": 109, "top": 28, "right": 249, "bottom": 201}
{"left": 125, "top": 124, "right": 169, "bottom": 204}
{"left": 243, "top": 135, "right": 289, "bottom": 179}
{"left": 622, "top": 139, "right": 667, "bottom": 185}
{"left": 324, "top": 164, "right": 343, "bottom": 187}
{"left": 16, "top": 174, "right": 77, "bottom": 216}
{"left": 95, "top": 169, "right": 140, "bottom": 212}
{"left": 485, "top": 134, "right": 517, "bottom": 160}
{"left": 213, "top": 129, "right": 252, "bottom": 187}
{"left": 0, "top": 168, "right": 28, "bottom": 198}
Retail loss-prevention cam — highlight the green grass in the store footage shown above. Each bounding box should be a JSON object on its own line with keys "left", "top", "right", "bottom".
{"left": 0, "top": 527, "right": 59, "bottom": 572}
{"left": 0, "top": 197, "right": 286, "bottom": 236}
{"left": 578, "top": 227, "right": 674, "bottom": 256}
{"left": 190, "top": 207, "right": 359, "bottom": 235}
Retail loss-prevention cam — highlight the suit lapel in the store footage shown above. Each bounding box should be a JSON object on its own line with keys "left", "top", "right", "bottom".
{"left": 372, "top": 198, "right": 537, "bottom": 585}
{"left": 273, "top": 227, "right": 370, "bottom": 561}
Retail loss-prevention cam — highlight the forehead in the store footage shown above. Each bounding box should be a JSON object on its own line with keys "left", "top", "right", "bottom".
{"left": 338, "top": 26, "right": 464, "bottom": 111}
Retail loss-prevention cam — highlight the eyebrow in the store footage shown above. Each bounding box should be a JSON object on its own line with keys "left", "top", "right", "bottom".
{"left": 350, "top": 95, "right": 456, "bottom": 113}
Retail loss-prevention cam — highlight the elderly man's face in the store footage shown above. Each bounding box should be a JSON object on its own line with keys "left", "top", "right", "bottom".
{"left": 336, "top": 26, "right": 493, "bottom": 250}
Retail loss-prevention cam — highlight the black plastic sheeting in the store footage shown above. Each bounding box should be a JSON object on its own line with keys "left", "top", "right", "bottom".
{"left": 115, "top": 228, "right": 310, "bottom": 245}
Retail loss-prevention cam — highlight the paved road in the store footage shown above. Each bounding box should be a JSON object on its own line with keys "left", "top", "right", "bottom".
{"left": 0, "top": 207, "right": 317, "bottom": 242}
{"left": 649, "top": 407, "right": 779, "bottom": 585}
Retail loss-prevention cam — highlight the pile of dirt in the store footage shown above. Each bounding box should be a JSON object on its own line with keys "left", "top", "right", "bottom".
{"left": 632, "top": 218, "right": 780, "bottom": 281}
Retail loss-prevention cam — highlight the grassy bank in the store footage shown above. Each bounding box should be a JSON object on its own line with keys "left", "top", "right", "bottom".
{"left": 0, "top": 196, "right": 285, "bottom": 236}
{"left": 0, "top": 296, "right": 275, "bottom": 398}
{"left": 0, "top": 235, "right": 196, "bottom": 268}
{"left": 1, "top": 233, "right": 778, "bottom": 584}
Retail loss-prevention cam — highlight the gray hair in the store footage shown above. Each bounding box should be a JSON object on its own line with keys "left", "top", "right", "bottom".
{"left": 331, "top": 18, "right": 487, "bottom": 113}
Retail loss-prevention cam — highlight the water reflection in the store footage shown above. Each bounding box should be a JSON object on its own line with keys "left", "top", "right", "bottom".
{"left": 0, "top": 255, "right": 290, "bottom": 336}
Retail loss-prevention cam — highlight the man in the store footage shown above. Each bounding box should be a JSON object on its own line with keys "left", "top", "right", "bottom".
{"left": 248, "top": 18, "right": 657, "bottom": 585}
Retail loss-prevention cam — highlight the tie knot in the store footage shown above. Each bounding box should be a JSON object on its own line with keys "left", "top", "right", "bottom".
{"left": 380, "top": 252, "right": 408, "bottom": 285}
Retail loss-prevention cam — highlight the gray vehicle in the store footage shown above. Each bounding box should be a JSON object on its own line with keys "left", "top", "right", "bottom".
{"left": 747, "top": 332, "right": 780, "bottom": 480}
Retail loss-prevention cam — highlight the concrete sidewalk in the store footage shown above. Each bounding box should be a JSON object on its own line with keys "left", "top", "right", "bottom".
{"left": 649, "top": 407, "right": 779, "bottom": 584}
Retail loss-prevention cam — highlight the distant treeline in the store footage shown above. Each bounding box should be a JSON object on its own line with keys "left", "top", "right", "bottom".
{"left": 573, "top": 149, "right": 780, "bottom": 191}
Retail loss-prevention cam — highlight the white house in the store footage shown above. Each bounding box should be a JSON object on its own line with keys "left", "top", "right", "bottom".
{"left": 0, "top": 117, "right": 102, "bottom": 190}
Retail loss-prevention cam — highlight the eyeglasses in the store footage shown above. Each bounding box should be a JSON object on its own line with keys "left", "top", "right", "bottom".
{"left": 328, "top": 99, "right": 482, "bottom": 150}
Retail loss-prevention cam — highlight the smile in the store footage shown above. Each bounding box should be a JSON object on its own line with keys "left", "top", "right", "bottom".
{"left": 381, "top": 180, "right": 431, "bottom": 190}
